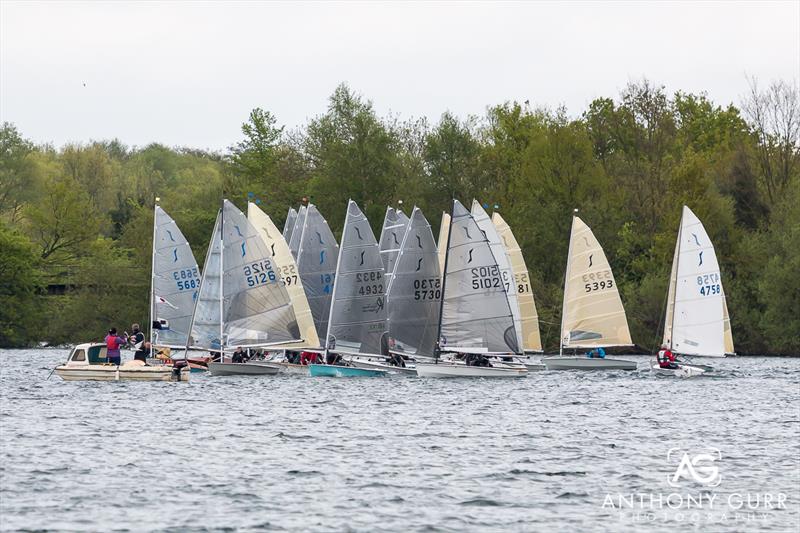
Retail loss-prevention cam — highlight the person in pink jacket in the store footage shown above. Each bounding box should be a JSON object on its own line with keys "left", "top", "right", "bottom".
{"left": 104, "top": 328, "right": 128, "bottom": 365}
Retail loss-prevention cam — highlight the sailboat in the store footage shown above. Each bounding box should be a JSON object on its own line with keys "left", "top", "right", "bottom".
{"left": 350, "top": 206, "right": 440, "bottom": 374}
{"left": 652, "top": 206, "right": 730, "bottom": 376}
{"left": 309, "top": 200, "right": 391, "bottom": 377}
{"left": 294, "top": 204, "right": 340, "bottom": 342}
{"left": 544, "top": 215, "right": 637, "bottom": 371}
{"left": 188, "top": 200, "right": 303, "bottom": 376}
{"left": 55, "top": 202, "right": 195, "bottom": 382}
{"left": 491, "top": 211, "right": 545, "bottom": 370}
{"left": 416, "top": 200, "right": 527, "bottom": 378}
{"left": 247, "top": 202, "right": 320, "bottom": 373}
{"left": 378, "top": 206, "right": 409, "bottom": 286}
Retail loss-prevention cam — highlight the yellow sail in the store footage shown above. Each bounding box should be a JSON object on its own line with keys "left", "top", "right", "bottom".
{"left": 491, "top": 212, "right": 542, "bottom": 352}
{"left": 722, "top": 292, "right": 735, "bottom": 354}
{"left": 561, "top": 216, "right": 632, "bottom": 348}
{"left": 437, "top": 212, "right": 450, "bottom": 277}
{"left": 247, "top": 202, "right": 320, "bottom": 349}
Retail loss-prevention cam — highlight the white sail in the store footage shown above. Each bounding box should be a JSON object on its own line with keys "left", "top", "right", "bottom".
{"left": 471, "top": 200, "right": 524, "bottom": 352}
{"left": 247, "top": 202, "right": 320, "bottom": 349}
{"left": 437, "top": 212, "right": 450, "bottom": 277}
{"left": 491, "top": 212, "right": 543, "bottom": 352}
{"left": 283, "top": 207, "right": 298, "bottom": 244}
{"left": 190, "top": 211, "right": 223, "bottom": 350}
{"left": 287, "top": 205, "right": 307, "bottom": 260}
{"left": 295, "top": 204, "right": 339, "bottom": 341}
{"left": 561, "top": 216, "right": 632, "bottom": 349}
{"left": 378, "top": 206, "right": 409, "bottom": 285}
{"left": 663, "top": 206, "right": 726, "bottom": 357}
{"left": 439, "top": 199, "right": 520, "bottom": 354}
{"left": 326, "top": 200, "right": 388, "bottom": 356}
{"left": 150, "top": 206, "right": 201, "bottom": 348}
{"left": 386, "top": 206, "right": 441, "bottom": 356}
{"left": 220, "top": 200, "right": 301, "bottom": 347}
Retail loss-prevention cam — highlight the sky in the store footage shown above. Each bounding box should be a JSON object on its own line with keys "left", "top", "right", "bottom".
{"left": 1, "top": 1, "right": 799, "bottom": 151}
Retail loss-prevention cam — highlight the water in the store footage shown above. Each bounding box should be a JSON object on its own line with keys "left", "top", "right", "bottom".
{"left": 1, "top": 350, "right": 798, "bottom": 532}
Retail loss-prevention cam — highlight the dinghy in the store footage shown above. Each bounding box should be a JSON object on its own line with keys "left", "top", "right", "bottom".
{"left": 294, "top": 204, "right": 340, "bottom": 342}
{"left": 652, "top": 206, "right": 731, "bottom": 376}
{"left": 55, "top": 343, "right": 189, "bottom": 381}
{"left": 311, "top": 200, "right": 391, "bottom": 377}
{"left": 544, "top": 215, "right": 637, "bottom": 371}
{"left": 383, "top": 206, "right": 441, "bottom": 371}
{"left": 417, "top": 199, "right": 527, "bottom": 378}
{"left": 188, "top": 200, "right": 304, "bottom": 376}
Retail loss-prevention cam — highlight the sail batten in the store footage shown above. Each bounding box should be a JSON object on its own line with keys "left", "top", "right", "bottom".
{"left": 561, "top": 216, "right": 632, "bottom": 349}
{"left": 325, "top": 200, "right": 389, "bottom": 356}
{"left": 386, "top": 206, "right": 441, "bottom": 357}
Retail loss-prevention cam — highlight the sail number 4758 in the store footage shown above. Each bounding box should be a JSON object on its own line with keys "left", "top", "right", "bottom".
{"left": 697, "top": 273, "right": 721, "bottom": 296}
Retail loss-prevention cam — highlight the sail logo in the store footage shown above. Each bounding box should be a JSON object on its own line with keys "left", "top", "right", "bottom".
{"left": 667, "top": 447, "right": 721, "bottom": 487}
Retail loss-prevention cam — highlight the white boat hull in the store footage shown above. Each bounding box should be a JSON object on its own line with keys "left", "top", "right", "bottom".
{"left": 55, "top": 364, "right": 185, "bottom": 382}
{"left": 208, "top": 362, "right": 280, "bottom": 376}
{"left": 543, "top": 356, "right": 637, "bottom": 371}
{"left": 415, "top": 363, "right": 527, "bottom": 378}
{"left": 650, "top": 363, "right": 706, "bottom": 378}
{"left": 350, "top": 358, "right": 417, "bottom": 375}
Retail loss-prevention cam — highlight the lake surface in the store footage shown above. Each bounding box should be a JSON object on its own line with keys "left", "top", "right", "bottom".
{"left": 1, "top": 350, "right": 798, "bottom": 532}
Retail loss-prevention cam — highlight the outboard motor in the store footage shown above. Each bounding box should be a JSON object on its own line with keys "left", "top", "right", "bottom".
{"left": 171, "top": 360, "right": 188, "bottom": 381}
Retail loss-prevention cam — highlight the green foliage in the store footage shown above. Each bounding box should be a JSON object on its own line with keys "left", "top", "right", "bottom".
{"left": 0, "top": 79, "right": 797, "bottom": 353}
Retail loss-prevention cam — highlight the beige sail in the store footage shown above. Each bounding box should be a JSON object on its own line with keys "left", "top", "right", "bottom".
{"left": 491, "top": 212, "right": 542, "bottom": 352}
{"left": 247, "top": 202, "right": 320, "bottom": 349}
{"left": 561, "top": 216, "right": 632, "bottom": 349}
{"left": 722, "top": 291, "right": 735, "bottom": 354}
{"left": 437, "top": 212, "right": 450, "bottom": 277}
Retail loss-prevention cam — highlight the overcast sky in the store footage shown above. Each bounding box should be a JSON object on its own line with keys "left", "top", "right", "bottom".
{"left": 2, "top": 1, "right": 798, "bottom": 151}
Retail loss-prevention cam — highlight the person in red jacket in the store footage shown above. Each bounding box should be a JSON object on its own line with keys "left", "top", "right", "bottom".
{"left": 104, "top": 328, "right": 128, "bottom": 366}
{"left": 300, "top": 351, "right": 318, "bottom": 365}
{"left": 657, "top": 344, "right": 679, "bottom": 369}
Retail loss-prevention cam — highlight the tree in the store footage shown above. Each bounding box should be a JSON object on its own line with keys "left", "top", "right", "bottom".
{"left": 0, "top": 223, "right": 42, "bottom": 347}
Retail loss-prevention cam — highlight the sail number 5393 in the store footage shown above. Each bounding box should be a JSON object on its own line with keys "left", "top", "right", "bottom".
{"left": 583, "top": 270, "right": 613, "bottom": 292}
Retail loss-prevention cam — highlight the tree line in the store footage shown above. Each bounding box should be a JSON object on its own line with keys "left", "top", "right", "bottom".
{"left": 1, "top": 79, "right": 798, "bottom": 354}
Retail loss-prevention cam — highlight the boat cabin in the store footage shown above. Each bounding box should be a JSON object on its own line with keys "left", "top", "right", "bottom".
{"left": 64, "top": 343, "right": 108, "bottom": 367}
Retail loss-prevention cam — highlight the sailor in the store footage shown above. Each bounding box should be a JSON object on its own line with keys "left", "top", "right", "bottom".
{"left": 104, "top": 328, "right": 128, "bottom": 365}
{"left": 300, "top": 351, "right": 318, "bottom": 365}
{"left": 130, "top": 324, "right": 148, "bottom": 363}
{"left": 586, "top": 347, "right": 606, "bottom": 359}
{"left": 657, "top": 344, "right": 679, "bottom": 369}
{"left": 232, "top": 347, "right": 246, "bottom": 364}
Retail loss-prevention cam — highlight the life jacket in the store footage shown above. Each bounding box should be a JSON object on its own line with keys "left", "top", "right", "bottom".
{"left": 106, "top": 335, "right": 123, "bottom": 351}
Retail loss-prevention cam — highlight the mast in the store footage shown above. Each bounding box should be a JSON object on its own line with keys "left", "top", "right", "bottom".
{"left": 434, "top": 200, "right": 455, "bottom": 363}
{"left": 559, "top": 213, "right": 577, "bottom": 356}
{"left": 218, "top": 198, "right": 225, "bottom": 359}
{"left": 149, "top": 198, "right": 158, "bottom": 359}
{"left": 323, "top": 201, "right": 348, "bottom": 362}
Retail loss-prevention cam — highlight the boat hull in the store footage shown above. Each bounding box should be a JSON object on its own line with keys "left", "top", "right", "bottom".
{"left": 415, "top": 363, "right": 528, "bottom": 378}
{"left": 262, "top": 361, "right": 310, "bottom": 375}
{"left": 350, "top": 358, "right": 417, "bottom": 375}
{"left": 208, "top": 362, "right": 280, "bottom": 376}
{"left": 543, "top": 356, "right": 637, "bottom": 371}
{"left": 308, "top": 364, "right": 388, "bottom": 377}
{"left": 650, "top": 363, "right": 706, "bottom": 378}
{"left": 55, "top": 364, "right": 185, "bottom": 382}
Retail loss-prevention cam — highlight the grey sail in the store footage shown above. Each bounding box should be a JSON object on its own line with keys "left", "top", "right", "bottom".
{"left": 440, "top": 199, "right": 520, "bottom": 354}
{"left": 326, "top": 200, "right": 389, "bottom": 356}
{"left": 151, "top": 206, "right": 201, "bottom": 348}
{"left": 386, "top": 206, "right": 441, "bottom": 356}
{"left": 378, "top": 207, "right": 409, "bottom": 285}
{"left": 190, "top": 211, "right": 223, "bottom": 350}
{"left": 283, "top": 207, "right": 298, "bottom": 244}
{"left": 471, "top": 200, "right": 524, "bottom": 352}
{"left": 295, "top": 204, "right": 339, "bottom": 343}
{"left": 287, "top": 205, "right": 307, "bottom": 260}
{"left": 221, "top": 200, "right": 301, "bottom": 347}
